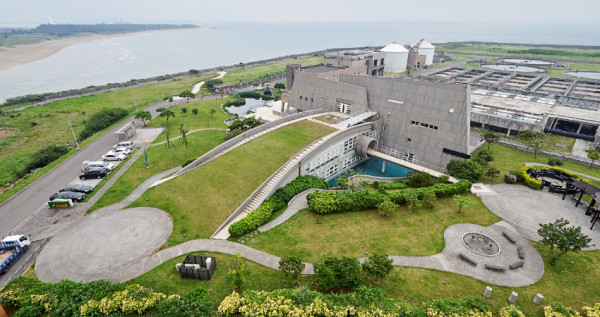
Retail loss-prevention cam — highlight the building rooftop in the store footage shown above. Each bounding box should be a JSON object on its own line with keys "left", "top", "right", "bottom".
{"left": 411, "top": 39, "right": 435, "bottom": 49}
{"left": 380, "top": 42, "right": 409, "bottom": 53}
{"left": 302, "top": 65, "right": 343, "bottom": 74}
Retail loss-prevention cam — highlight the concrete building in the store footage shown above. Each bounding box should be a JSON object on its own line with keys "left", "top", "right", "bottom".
{"left": 410, "top": 39, "right": 436, "bottom": 66}
{"left": 380, "top": 42, "right": 409, "bottom": 73}
{"left": 324, "top": 50, "right": 385, "bottom": 76}
{"left": 289, "top": 72, "right": 471, "bottom": 170}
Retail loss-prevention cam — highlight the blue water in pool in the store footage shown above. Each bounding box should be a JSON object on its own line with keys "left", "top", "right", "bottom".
{"left": 328, "top": 157, "right": 413, "bottom": 187}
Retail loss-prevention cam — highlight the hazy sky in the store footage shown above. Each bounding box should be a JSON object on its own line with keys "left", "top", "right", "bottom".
{"left": 2, "top": 0, "right": 599, "bottom": 25}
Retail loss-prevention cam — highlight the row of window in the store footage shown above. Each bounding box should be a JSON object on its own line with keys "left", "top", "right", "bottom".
{"left": 410, "top": 120, "right": 439, "bottom": 130}
{"left": 299, "top": 95, "right": 314, "bottom": 102}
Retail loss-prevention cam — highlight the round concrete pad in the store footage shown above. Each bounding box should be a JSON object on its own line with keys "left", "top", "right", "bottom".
{"left": 480, "top": 184, "right": 600, "bottom": 249}
{"left": 36, "top": 207, "right": 172, "bottom": 283}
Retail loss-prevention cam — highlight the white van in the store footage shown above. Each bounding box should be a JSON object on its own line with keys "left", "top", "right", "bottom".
{"left": 112, "top": 141, "right": 134, "bottom": 150}
{"left": 82, "top": 160, "right": 115, "bottom": 172}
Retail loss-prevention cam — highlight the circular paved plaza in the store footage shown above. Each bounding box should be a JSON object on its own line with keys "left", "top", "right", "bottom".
{"left": 480, "top": 184, "right": 600, "bottom": 249}
{"left": 36, "top": 207, "right": 172, "bottom": 283}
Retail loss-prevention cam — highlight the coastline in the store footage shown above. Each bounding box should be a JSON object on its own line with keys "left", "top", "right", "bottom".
{"left": 0, "top": 28, "right": 206, "bottom": 72}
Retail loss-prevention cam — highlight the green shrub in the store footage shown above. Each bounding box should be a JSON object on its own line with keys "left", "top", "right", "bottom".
{"left": 425, "top": 297, "right": 490, "bottom": 316}
{"left": 204, "top": 79, "right": 223, "bottom": 90}
{"left": 25, "top": 144, "right": 69, "bottom": 172}
{"left": 192, "top": 108, "right": 198, "bottom": 115}
{"left": 314, "top": 256, "right": 362, "bottom": 290}
{"left": 307, "top": 180, "right": 471, "bottom": 214}
{"left": 477, "top": 150, "right": 494, "bottom": 162}
{"left": 437, "top": 174, "right": 450, "bottom": 183}
{"left": 446, "top": 159, "right": 485, "bottom": 182}
{"left": 274, "top": 82, "right": 286, "bottom": 89}
{"left": 236, "top": 91, "right": 262, "bottom": 99}
{"left": 408, "top": 172, "right": 435, "bottom": 188}
{"left": 362, "top": 253, "right": 393, "bottom": 280}
{"left": 520, "top": 166, "right": 542, "bottom": 189}
{"left": 548, "top": 157, "right": 565, "bottom": 166}
{"left": 79, "top": 107, "right": 129, "bottom": 140}
{"left": 180, "top": 107, "right": 187, "bottom": 113}
{"left": 181, "top": 157, "right": 196, "bottom": 167}
{"left": 229, "top": 176, "right": 329, "bottom": 236}
{"left": 377, "top": 199, "right": 397, "bottom": 216}
{"left": 544, "top": 302, "right": 579, "bottom": 316}
{"left": 374, "top": 181, "right": 407, "bottom": 190}
{"left": 223, "top": 97, "right": 246, "bottom": 107}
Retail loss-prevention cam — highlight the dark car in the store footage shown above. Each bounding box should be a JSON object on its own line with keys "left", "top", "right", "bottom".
{"left": 79, "top": 168, "right": 109, "bottom": 180}
{"left": 59, "top": 183, "right": 94, "bottom": 194}
{"left": 49, "top": 191, "right": 86, "bottom": 202}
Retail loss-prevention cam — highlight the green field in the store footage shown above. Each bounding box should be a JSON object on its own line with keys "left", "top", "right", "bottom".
{"left": 128, "top": 120, "right": 335, "bottom": 247}
{"left": 221, "top": 55, "right": 323, "bottom": 85}
{"left": 439, "top": 43, "right": 600, "bottom": 63}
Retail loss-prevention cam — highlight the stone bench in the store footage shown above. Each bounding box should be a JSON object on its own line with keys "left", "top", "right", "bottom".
{"left": 509, "top": 261, "right": 525, "bottom": 270}
{"left": 518, "top": 246, "right": 525, "bottom": 259}
{"left": 485, "top": 264, "right": 506, "bottom": 272}
{"left": 502, "top": 231, "right": 517, "bottom": 244}
{"left": 459, "top": 253, "right": 478, "bottom": 266}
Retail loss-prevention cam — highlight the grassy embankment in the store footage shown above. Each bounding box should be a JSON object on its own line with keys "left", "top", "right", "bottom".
{"left": 128, "top": 120, "right": 335, "bottom": 247}
{"left": 438, "top": 43, "right": 600, "bottom": 63}
{"left": 0, "top": 73, "right": 217, "bottom": 203}
{"left": 220, "top": 55, "right": 323, "bottom": 85}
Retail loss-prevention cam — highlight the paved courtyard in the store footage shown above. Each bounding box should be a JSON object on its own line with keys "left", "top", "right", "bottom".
{"left": 480, "top": 184, "right": 600, "bottom": 249}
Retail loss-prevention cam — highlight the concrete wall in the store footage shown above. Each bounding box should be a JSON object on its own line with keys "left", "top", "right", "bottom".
{"left": 289, "top": 72, "right": 369, "bottom": 115}
{"left": 340, "top": 75, "right": 471, "bottom": 169}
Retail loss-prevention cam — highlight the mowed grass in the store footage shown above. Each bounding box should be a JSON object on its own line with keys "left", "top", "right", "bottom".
{"left": 245, "top": 195, "right": 500, "bottom": 263}
{"left": 129, "top": 121, "right": 335, "bottom": 247}
{"left": 88, "top": 99, "right": 229, "bottom": 212}
{"left": 221, "top": 55, "right": 323, "bottom": 84}
{"left": 474, "top": 143, "right": 600, "bottom": 185}
{"left": 438, "top": 43, "right": 600, "bottom": 63}
{"left": 0, "top": 73, "right": 217, "bottom": 202}
{"left": 130, "top": 252, "right": 308, "bottom": 305}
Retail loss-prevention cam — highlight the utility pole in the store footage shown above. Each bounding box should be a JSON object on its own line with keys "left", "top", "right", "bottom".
{"left": 67, "top": 117, "right": 80, "bottom": 151}
{"left": 132, "top": 89, "right": 138, "bottom": 112}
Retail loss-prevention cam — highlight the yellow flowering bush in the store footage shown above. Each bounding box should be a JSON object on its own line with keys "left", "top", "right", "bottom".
{"left": 30, "top": 294, "right": 57, "bottom": 312}
{"left": 544, "top": 303, "right": 581, "bottom": 317}
{"left": 79, "top": 284, "right": 166, "bottom": 316}
{"left": 426, "top": 307, "right": 493, "bottom": 317}
{"left": 582, "top": 303, "right": 600, "bottom": 317}
{"left": 499, "top": 305, "right": 525, "bottom": 317}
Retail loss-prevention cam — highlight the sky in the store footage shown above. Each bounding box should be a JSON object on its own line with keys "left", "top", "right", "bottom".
{"left": 1, "top": 0, "right": 599, "bottom": 26}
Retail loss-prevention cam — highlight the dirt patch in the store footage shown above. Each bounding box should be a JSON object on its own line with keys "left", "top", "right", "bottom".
{"left": 0, "top": 128, "right": 19, "bottom": 140}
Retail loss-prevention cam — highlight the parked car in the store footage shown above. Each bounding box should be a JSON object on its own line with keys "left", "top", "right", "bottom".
{"left": 49, "top": 191, "right": 86, "bottom": 202}
{"left": 101, "top": 151, "right": 126, "bottom": 162}
{"left": 112, "top": 140, "right": 134, "bottom": 150}
{"left": 82, "top": 161, "right": 115, "bottom": 172}
{"left": 79, "top": 168, "right": 109, "bottom": 180}
{"left": 113, "top": 147, "right": 132, "bottom": 156}
{"left": 59, "top": 184, "right": 94, "bottom": 194}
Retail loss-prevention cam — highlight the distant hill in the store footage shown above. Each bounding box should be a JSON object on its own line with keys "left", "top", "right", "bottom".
{"left": 31, "top": 23, "right": 198, "bottom": 36}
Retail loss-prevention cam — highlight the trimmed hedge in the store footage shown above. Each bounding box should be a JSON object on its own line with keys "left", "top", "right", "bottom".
{"left": 307, "top": 180, "right": 471, "bottom": 214}
{"left": 79, "top": 107, "right": 129, "bottom": 140}
{"left": 520, "top": 166, "right": 542, "bottom": 190}
{"left": 374, "top": 181, "right": 408, "bottom": 190}
{"left": 541, "top": 166, "right": 582, "bottom": 181}
{"left": 228, "top": 176, "right": 329, "bottom": 236}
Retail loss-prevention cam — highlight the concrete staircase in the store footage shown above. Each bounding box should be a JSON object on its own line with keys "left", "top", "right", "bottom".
{"left": 212, "top": 135, "right": 334, "bottom": 240}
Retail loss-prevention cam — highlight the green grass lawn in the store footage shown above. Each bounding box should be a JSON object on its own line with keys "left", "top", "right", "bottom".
{"left": 244, "top": 195, "right": 500, "bottom": 263}
{"left": 128, "top": 120, "right": 335, "bottom": 247}
{"left": 547, "top": 134, "right": 576, "bottom": 153}
{"left": 221, "top": 55, "right": 323, "bottom": 85}
{"left": 88, "top": 98, "right": 230, "bottom": 212}
{"left": 438, "top": 43, "right": 600, "bottom": 63}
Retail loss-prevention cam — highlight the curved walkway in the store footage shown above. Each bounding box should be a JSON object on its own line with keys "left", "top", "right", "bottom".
{"left": 191, "top": 71, "right": 227, "bottom": 94}
{"left": 480, "top": 184, "right": 600, "bottom": 249}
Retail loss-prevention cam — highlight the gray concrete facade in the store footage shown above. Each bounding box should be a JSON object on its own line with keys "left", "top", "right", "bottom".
{"left": 290, "top": 73, "right": 471, "bottom": 170}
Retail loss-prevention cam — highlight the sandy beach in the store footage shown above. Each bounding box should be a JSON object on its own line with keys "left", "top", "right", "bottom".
{"left": 0, "top": 28, "right": 204, "bottom": 72}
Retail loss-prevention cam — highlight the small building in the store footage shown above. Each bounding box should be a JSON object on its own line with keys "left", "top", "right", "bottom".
{"left": 380, "top": 42, "right": 409, "bottom": 73}
{"left": 214, "top": 83, "right": 234, "bottom": 96}
{"left": 323, "top": 50, "right": 385, "bottom": 77}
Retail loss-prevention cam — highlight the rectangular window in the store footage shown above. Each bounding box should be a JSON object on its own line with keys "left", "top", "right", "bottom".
{"left": 305, "top": 97, "right": 308, "bottom": 101}
{"left": 374, "top": 60, "right": 378, "bottom": 66}
{"left": 407, "top": 138, "right": 411, "bottom": 142}
{"left": 299, "top": 95, "right": 302, "bottom": 100}
{"left": 381, "top": 58, "right": 384, "bottom": 65}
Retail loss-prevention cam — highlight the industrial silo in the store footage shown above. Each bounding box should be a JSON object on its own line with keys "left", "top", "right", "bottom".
{"left": 380, "top": 42, "right": 408, "bottom": 73}
{"left": 411, "top": 39, "right": 435, "bottom": 66}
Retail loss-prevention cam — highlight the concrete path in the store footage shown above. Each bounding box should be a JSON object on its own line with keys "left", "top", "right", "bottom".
{"left": 258, "top": 189, "right": 317, "bottom": 232}
{"left": 480, "top": 184, "right": 600, "bottom": 249}
{"left": 191, "top": 71, "right": 226, "bottom": 94}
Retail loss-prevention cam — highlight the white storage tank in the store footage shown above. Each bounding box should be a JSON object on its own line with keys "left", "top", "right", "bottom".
{"left": 411, "top": 39, "right": 435, "bottom": 66}
{"left": 380, "top": 42, "right": 408, "bottom": 73}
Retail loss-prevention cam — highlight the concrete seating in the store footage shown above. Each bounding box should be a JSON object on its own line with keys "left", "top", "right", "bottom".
{"left": 509, "top": 261, "right": 525, "bottom": 270}
{"left": 485, "top": 264, "right": 506, "bottom": 271}
{"left": 458, "top": 253, "right": 478, "bottom": 266}
{"left": 502, "top": 231, "right": 517, "bottom": 244}
{"left": 518, "top": 246, "right": 525, "bottom": 259}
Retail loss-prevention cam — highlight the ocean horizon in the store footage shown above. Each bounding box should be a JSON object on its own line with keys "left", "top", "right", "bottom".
{"left": 1, "top": 21, "right": 599, "bottom": 103}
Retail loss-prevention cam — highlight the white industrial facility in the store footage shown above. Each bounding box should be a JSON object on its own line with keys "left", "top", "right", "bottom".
{"left": 380, "top": 42, "right": 408, "bottom": 73}
{"left": 411, "top": 39, "right": 436, "bottom": 66}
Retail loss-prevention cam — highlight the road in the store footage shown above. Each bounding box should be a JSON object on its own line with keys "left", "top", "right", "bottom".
{"left": 0, "top": 99, "right": 185, "bottom": 237}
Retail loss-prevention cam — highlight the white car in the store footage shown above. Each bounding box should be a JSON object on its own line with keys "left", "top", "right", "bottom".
{"left": 101, "top": 151, "right": 127, "bottom": 161}
{"left": 113, "top": 147, "right": 132, "bottom": 156}
{"left": 82, "top": 160, "right": 115, "bottom": 172}
{"left": 112, "top": 141, "right": 134, "bottom": 150}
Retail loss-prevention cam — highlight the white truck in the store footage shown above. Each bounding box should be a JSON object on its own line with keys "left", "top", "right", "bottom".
{"left": 0, "top": 235, "right": 31, "bottom": 274}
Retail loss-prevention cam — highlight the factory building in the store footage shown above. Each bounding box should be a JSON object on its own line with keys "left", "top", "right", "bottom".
{"left": 380, "top": 42, "right": 409, "bottom": 73}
